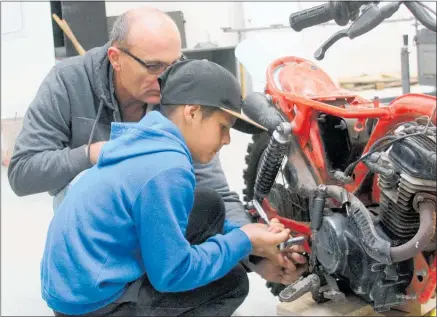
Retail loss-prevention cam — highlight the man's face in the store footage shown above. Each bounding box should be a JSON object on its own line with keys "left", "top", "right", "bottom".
{"left": 184, "top": 108, "right": 236, "bottom": 164}
{"left": 116, "top": 44, "right": 181, "bottom": 105}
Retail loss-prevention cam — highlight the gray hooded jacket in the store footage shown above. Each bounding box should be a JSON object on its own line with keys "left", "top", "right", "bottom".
{"left": 8, "top": 43, "right": 251, "bottom": 226}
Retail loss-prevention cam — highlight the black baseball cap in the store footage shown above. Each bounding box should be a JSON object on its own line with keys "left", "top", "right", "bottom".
{"left": 157, "top": 59, "right": 267, "bottom": 134}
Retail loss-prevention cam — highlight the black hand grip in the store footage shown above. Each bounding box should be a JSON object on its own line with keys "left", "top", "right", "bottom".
{"left": 289, "top": 3, "right": 333, "bottom": 32}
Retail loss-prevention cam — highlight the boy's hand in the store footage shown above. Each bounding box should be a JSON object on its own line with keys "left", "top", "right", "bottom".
{"left": 240, "top": 223, "right": 290, "bottom": 266}
{"left": 267, "top": 218, "right": 285, "bottom": 233}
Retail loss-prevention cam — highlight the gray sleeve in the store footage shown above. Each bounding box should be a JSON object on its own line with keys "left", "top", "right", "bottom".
{"left": 193, "top": 153, "right": 252, "bottom": 227}
{"left": 7, "top": 66, "right": 92, "bottom": 197}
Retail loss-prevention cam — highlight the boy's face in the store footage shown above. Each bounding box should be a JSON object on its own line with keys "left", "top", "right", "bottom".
{"left": 183, "top": 107, "right": 236, "bottom": 164}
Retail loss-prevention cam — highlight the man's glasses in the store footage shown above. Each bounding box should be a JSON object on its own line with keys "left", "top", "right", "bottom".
{"left": 118, "top": 47, "right": 186, "bottom": 75}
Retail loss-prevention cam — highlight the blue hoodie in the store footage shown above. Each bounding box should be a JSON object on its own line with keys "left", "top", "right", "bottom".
{"left": 40, "top": 110, "right": 253, "bottom": 315}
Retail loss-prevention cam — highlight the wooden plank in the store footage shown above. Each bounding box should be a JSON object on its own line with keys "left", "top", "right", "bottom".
{"left": 277, "top": 293, "right": 436, "bottom": 317}
{"left": 276, "top": 293, "right": 378, "bottom": 316}
{"left": 395, "top": 298, "right": 437, "bottom": 316}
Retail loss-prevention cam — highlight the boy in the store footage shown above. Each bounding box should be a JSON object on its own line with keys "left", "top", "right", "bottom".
{"left": 41, "top": 59, "right": 292, "bottom": 316}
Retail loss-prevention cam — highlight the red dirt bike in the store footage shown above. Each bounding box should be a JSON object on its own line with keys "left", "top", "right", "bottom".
{"left": 237, "top": 1, "right": 436, "bottom": 313}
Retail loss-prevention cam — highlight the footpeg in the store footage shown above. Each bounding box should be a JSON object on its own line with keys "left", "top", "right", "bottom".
{"left": 279, "top": 274, "right": 321, "bottom": 302}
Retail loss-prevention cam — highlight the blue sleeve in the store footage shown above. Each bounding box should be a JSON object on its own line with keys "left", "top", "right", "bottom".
{"left": 131, "top": 166, "right": 252, "bottom": 293}
{"left": 224, "top": 219, "right": 241, "bottom": 234}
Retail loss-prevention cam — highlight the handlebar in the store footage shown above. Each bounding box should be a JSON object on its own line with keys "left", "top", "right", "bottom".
{"left": 289, "top": 1, "right": 363, "bottom": 32}
{"left": 403, "top": 1, "right": 437, "bottom": 32}
{"left": 289, "top": 1, "right": 436, "bottom": 60}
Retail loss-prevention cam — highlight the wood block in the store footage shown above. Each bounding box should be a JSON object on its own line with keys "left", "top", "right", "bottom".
{"left": 277, "top": 293, "right": 436, "bottom": 316}
{"left": 276, "top": 293, "right": 379, "bottom": 316}
{"left": 394, "top": 297, "right": 436, "bottom": 316}
{"left": 375, "top": 82, "right": 387, "bottom": 90}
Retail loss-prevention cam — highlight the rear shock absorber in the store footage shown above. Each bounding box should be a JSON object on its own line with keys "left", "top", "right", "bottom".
{"left": 254, "top": 122, "right": 293, "bottom": 202}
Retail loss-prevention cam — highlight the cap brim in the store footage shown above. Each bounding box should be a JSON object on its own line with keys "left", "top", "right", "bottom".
{"left": 220, "top": 107, "right": 268, "bottom": 134}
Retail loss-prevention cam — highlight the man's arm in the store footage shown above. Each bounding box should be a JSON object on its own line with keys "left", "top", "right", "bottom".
{"left": 193, "top": 154, "right": 252, "bottom": 226}
{"left": 8, "top": 66, "right": 92, "bottom": 196}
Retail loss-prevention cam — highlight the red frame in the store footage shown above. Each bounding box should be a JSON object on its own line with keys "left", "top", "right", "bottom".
{"left": 251, "top": 55, "right": 437, "bottom": 303}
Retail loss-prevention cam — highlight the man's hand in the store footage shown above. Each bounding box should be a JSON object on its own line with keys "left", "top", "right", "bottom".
{"left": 248, "top": 244, "right": 308, "bottom": 285}
{"left": 87, "top": 141, "right": 107, "bottom": 164}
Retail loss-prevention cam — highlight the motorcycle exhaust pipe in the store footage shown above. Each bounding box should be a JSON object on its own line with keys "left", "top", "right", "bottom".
{"left": 390, "top": 197, "right": 436, "bottom": 263}
{"left": 325, "top": 186, "right": 436, "bottom": 264}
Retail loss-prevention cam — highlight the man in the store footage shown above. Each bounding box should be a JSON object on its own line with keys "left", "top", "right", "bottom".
{"left": 42, "top": 59, "right": 293, "bottom": 316}
{"left": 8, "top": 7, "right": 306, "bottom": 288}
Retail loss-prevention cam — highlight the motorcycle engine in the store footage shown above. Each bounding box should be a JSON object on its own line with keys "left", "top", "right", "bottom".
{"left": 279, "top": 121, "right": 436, "bottom": 312}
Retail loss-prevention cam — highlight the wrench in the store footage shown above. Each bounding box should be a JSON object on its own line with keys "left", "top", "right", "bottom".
{"left": 250, "top": 200, "right": 306, "bottom": 250}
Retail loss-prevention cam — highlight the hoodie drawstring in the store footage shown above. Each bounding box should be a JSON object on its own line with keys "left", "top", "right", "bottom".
{"left": 86, "top": 100, "right": 105, "bottom": 162}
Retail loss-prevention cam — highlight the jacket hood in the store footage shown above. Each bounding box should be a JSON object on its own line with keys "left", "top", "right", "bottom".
{"left": 82, "top": 42, "right": 115, "bottom": 110}
{"left": 97, "top": 111, "right": 192, "bottom": 167}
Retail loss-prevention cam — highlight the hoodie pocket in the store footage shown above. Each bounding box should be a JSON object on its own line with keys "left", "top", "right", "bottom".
{"left": 71, "top": 116, "right": 111, "bottom": 148}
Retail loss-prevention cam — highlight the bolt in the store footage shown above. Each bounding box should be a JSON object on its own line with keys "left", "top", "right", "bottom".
{"left": 417, "top": 269, "right": 428, "bottom": 277}
{"left": 378, "top": 153, "right": 391, "bottom": 167}
{"left": 318, "top": 184, "right": 327, "bottom": 192}
{"left": 334, "top": 121, "right": 347, "bottom": 130}
{"left": 317, "top": 114, "right": 327, "bottom": 123}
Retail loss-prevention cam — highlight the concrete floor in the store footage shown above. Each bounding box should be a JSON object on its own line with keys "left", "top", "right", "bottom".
{"left": 0, "top": 129, "right": 279, "bottom": 316}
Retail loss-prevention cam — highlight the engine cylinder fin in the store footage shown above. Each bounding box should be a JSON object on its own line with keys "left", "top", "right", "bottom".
{"left": 381, "top": 212, "right": 419, "bottom": 230}
{"left": 379, "top": 166, "right": 436, "bottom": 240}
{"left": 380, "top": 192, "right": 420, "bottom": 239}
{"left": 414, "top": 133, "right": 436, "bottom": 151}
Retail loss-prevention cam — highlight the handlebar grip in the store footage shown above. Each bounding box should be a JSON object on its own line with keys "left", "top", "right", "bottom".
{"left": 289, "top": 3, "right": 333, "bottom": 32}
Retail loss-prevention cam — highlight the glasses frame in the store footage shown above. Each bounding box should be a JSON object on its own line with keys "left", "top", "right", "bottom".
{"left": 117, "top": 47, "right": 187, "bottom": 75}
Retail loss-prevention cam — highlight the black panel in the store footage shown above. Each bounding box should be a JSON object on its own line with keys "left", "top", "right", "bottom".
{"left": 50, "top": 1, "right": 64, "bottom": 48}
{"left": 60, "top": 1, "right": 108, "bottom": 56}
{"left": 182, "top": 47, "right": 237, "bottom": 76}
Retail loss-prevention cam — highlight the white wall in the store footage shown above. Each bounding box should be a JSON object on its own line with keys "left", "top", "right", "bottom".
{"left": 105, "top": 1, "right": 433, "bottom": 83}
{"left": 240, "top": 1, "right": 434, "bottom": 81}
{"left": 1, "top": 2, "right": 55, "bottom": 119}
{"left": 105, "top": 1, "right": 241, "bottom": 48}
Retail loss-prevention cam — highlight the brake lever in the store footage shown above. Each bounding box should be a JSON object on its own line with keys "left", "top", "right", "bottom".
{"left": 314, "top": 2, "right": 401, "bottom": 60}
{"left": 314, "top": 29, "right": 348, "bottom": 60}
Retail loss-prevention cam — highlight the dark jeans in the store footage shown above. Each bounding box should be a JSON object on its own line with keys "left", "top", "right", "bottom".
{"left": 54, "top": 187, "right": 249, "bottom": 316}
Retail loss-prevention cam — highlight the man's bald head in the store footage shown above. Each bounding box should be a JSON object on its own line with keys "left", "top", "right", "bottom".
{"left": 110, "top": 7, "right": 181, "bottom": 47}
{"left": 107, "top": 6, "right": 183, "bottom": 107}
